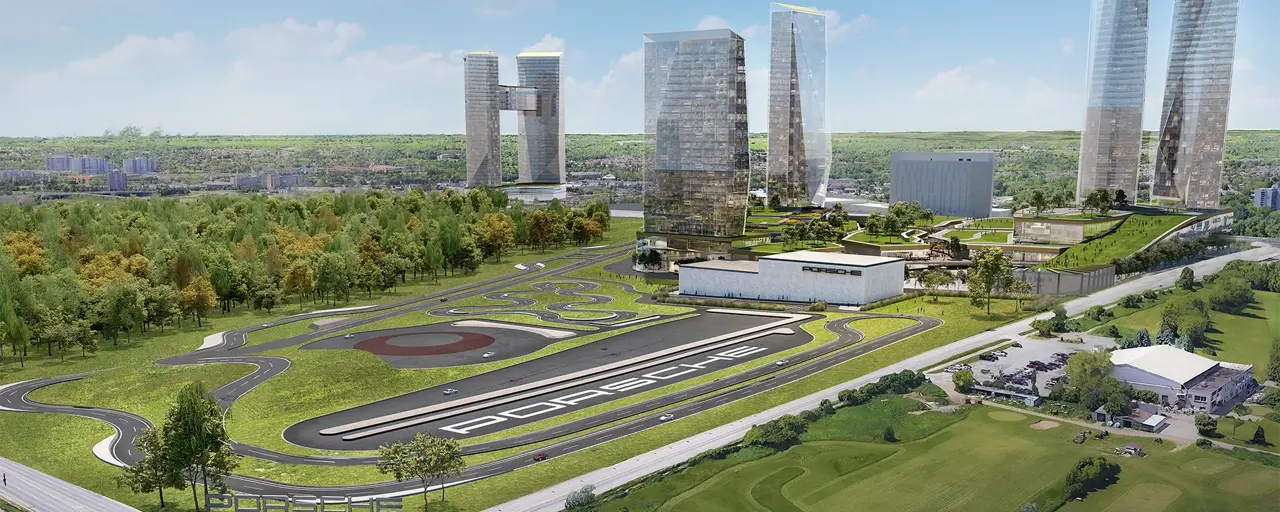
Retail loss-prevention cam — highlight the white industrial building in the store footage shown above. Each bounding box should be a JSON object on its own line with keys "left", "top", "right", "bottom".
{"left": 889, "top": 152, "right": 995, "bottom": 218}
{"left": 678, "top": 251, "right": 905, "bottom": 306}
{"left": 1110, "top": 346, "right": 1255, "bottom": 412}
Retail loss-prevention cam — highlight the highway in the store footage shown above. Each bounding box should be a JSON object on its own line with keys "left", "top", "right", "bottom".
{"left": 0, "top": 455, "right": 139, "bottom": 512}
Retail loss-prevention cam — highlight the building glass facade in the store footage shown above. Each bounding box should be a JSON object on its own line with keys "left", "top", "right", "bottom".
{"left": 516, "top": 53, "right": 566, "bottom": 184}
{"left": 643, "top": 30, "right": 749, "bottom": 238}
{"left": 464, "top": 52, "right": 502, "bottom": 187}
{"left": 1076, "top": 0, "right": 1148, "bottom": 203}
{"left": 1153, "top": 0, "right": 1240, "bottom": 209}
{"left": 768, "top": 3, "right": 829, "bottom": 207}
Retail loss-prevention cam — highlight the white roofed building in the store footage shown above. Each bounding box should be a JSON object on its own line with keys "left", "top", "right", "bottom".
{"left": 678, "top": 250, "right": 905, "bottom": 306}
{"left": 1109, "top": 345, "right": 1255, "bottom": 413}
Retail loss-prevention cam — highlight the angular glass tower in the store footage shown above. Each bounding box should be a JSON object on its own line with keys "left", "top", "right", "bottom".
{"left": 463, "top": 51, "right": 565, "bottom": 186}
{"left": 464, "top": 52, "right": 502, "bottom": 187}
{"left": 516, "top": 53, "right": 566, "bottom": 184}
{"left": 1153, "top": 0, "right": 1240, "bottom": 209}
{"left": 643, "top": 30, "right": 749, "bottom": 238}
{"left": 1076, "top": 0, "right": 1148, "bottom": 203}
{"left": 767, "top": 3, "right": 829, "bottom": 207}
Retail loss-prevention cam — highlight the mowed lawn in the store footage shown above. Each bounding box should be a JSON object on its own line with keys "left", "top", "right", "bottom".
{"left": 1043, "top": 214, "right": 1190, "bottom": 268}
{"left": 1103, "top": 290, "right": 1279, "bottom": 381}
{"left": 607, "top": 406, "right": 1280, "bottom": 512}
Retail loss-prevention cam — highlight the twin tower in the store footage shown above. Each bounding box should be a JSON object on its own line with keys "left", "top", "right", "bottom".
{"left": 464, "top": 52, "right": 565, "bottom": 186}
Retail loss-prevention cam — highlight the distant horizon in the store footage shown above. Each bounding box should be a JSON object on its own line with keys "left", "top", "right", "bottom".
{"left": 1, "top": 1, "right": 1275, "bottom": 137}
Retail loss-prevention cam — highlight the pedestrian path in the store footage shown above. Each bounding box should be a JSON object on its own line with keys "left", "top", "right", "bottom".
{"left": 0, "top": 456, "right": 139, "bottom": 512}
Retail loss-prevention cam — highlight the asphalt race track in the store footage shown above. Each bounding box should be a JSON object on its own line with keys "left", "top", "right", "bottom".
{"left": 0, "top": 243, "right": 941, "bottom": 500}
{"left": 302, "top": 320, "right": 584, "bottom": 369}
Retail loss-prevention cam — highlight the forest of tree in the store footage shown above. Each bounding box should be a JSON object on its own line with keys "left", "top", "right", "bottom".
{"left": 0, "top": 188, "right": 613, "bottom": 363}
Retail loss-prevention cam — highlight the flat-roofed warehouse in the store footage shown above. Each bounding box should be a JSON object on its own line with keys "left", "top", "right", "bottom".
{"left": 889, "top": 151, "right": 995, "bottom": 219}
{"left": 678, "top": 250, "right": 905, "bottom": 305}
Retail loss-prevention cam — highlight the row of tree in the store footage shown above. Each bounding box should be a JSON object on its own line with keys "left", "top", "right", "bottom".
{"left": 0, "top": 190, "right": 613, "bottom": 366}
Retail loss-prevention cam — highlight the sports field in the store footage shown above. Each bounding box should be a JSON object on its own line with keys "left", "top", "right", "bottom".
{"left": 602, "top": 404, "right": 1280, "bottom": 512}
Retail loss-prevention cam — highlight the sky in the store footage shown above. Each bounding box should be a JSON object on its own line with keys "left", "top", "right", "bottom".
{"left": 0, "top": 0, "right": 1275, "bottom": 136}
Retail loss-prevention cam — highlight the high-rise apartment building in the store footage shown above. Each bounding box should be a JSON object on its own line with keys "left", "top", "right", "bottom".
{"left": 1076, "top": 0, "right": 1149, "bottom": 203}
{"left": 463, "top": 51, "right": 565, "bottom": 187}
{"left": 516, "top": 53, "right": 565, "bottom": 184}
{"left": 643, "top": 30, "right": 749, "bottom": 238}
{"left": 1253, "top": 185, "right": 1280, "bottom": 210}
{"left": 46, "top": 155, "right": 111, "bottom": 173}
{"left": 767, "top": 3, "right": 829, "bottom": 207}
{"left": 123, "top": 157, "right": 157, "bottom": 174}
{"left": 106, "top": 170, "right": 128, "bottom": 191}
{"left": 1153, "top": 0, "right": 1240, "bottom": 209}
{"left": 889, "top": 152, "right": 995, "bottom": 219}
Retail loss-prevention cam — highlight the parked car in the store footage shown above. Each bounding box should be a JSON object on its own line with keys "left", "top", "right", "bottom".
{"left": 343, "top": 334, "right": 355, "bottom": 339}
{"left": 443, "top": 388, "right": 458, "bottom": 395}
{"left": 659, "top": 413, "right": 675, "bottom": 421}
{"left": 533, "top": 453, "right": 548, "bottom": 461}
{"left": 1011, "top": 342, "right": 1023, "bottom": 348}
{"left": 980, "top": 369, "right": 992, "bottom": 375}
{"left": 979, "top": 354, "right": 998, "bottom": 362}
{"left": 440, "top": 298, "right": 448, "bottom": 302}
{"left": 482, "top": 351, "right": 495, "bottom": 358}
{"left": 993, "top": 351, "right": 1008, "bottom": 357}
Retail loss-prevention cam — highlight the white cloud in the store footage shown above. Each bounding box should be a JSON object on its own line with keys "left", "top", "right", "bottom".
{"left": 1060, "top": 38, "right": 1075, "bottom": 55}
{"left": 739, "top": 24, "right": 766, "bottom": 40}
{"left": 473, "top": 0, "right": 556, "bottom": 19}
{"left": 825, "top": 11, "right": 874, "bottom": 42}
{"left": 896, "top": 59, "right": 1083, "bottom": 131}
{"left": 564, "top": 49, "right": 644, "bottom": 133}
{"left": 694, "top": 15, "right": 732, "bottom": 31}
{"left": 67, "top": 32, "right": 197, "bottom": 75}
{"left": 1234, "top": 57, "right": 1254, "bottom": 73}
{"left": 521, "top": 34, "right": 565, "bottom": 53}
{"left": 226, "top": 18, "right": 365, "bottom": 59}
{"left": 914, "top": 60, "right": 996, "bottom": 103}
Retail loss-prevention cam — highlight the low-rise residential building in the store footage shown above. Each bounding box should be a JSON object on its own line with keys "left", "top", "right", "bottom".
{"left": 1110, "top": 345, "right": 1255, "bottom": 412}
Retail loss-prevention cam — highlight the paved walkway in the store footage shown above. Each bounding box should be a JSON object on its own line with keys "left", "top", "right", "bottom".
{"left": 486, "top": 243, "right": 1280, "bottom": 512}
{"left": 0, "top": 456, "right": 139, "bottom": 512}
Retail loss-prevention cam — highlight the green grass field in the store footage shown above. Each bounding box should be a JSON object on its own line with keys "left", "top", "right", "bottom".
{"left": 603, "top": 404, "right": 1280, "bottom": 512}
{"left": 948, "top": 230, "right": 1011, "bottom": 243}
{"left": 1215, "top": 416, "right": 1280, "bottom": 453}
{"left": 1101, "top": 289, "right": 1279, "bottom": 381}
{"left": 1042, "top": 214, "right": 1190, "bottom": 268}
{"left": 970, "top": 217, "right": 1014, "bottom": 229}
{"left": 747, "top": 241, "right": 842, "bottom": 254}
{"left": 847, "top": 232, "right": 911, "bottom": 245}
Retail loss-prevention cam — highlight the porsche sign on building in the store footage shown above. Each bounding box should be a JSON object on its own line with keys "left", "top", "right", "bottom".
{"left": 678, "top": 250, "right": 904, "bottom": 306}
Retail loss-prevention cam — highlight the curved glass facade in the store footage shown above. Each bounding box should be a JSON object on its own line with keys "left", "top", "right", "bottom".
{"left": 1153, "top": 0, "right": 1240, "bottom": 209}
{"left": 767, "top": 3, "right": 829, "bottom": 207}
{"left": 1076, "top": 0, "right": 1148, "bottom": 203}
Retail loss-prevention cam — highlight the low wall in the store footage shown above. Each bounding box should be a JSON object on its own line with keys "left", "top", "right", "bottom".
{"left": 1014, "top": 265, "right": 1116, "bottom": 296}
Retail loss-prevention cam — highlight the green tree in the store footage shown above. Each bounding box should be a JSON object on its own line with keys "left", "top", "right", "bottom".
{"left": 1030, "top": 319, "right": 1055, "bottom": 337}
{"left": 1162, "top": 295, "right": 1210, "bottom": 341}
{"left": 882, "top": 425, "right": 896, "bottom": 442}
{"left": 179, "top": 276, "right": 216, "bottom": 327}
{"left": 115, "top": 426, "right": 184, "bottom": 508}
{"left": 1194, "top": 413, "right": 1218, "bottom": 436}
{"left": 253, "top": 282, "right": 282, "bottom": 313}
{"left": 565, "top": 485, "right": 598, "bottom": 511}
{"left": 1206, "top": 277, "right": 1254, "bottom": 314}
{"left": 1030, "top": 190, "right": 1048, "bottom": 214}
{"left": 1250, "top": 425, "right": 1266, "bottom": 445}
{"left": 1066, "top": 351, "right": 1114, "bottom": 385}
{"left": 163, "top": 382, "right": 241, "bottom": 511}
{"left": 920, "top": 269, "right": 955, "bottom": 302}
{"left": 527, "top": 210, "right": 557, "bottom": 250}
{"left": 1177, "top": 267, "right": 1196, "bottom": 290}
{"left": 968, "top": 247, "right": 1013, "bottom": 315}
{"left": 475, "top": 212, "right": 516, "bottom": 262}
{"left": 376, "top": 433, "right": 466, "bottom": 511}
{"left": 952, "top": 369, "right": 976, "bottom": 393}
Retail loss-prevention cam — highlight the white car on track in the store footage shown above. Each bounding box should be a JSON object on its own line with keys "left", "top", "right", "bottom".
{"left": 659, "top": 414, "right": 675, "bottom": 421}
{"left": 482, "top": 351, "right": 495, "bottom": 358}
{"left": 774, "top": 359, "right": 790, "bottom": 366}
{"left": 443, "top": 388, "right": 458, "bottom": 395}
{"left": 343, "top": 334, "right": 355, "bottom": 339}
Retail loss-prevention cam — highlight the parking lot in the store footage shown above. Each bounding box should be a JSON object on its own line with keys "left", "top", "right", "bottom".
{"left": 965, "top": 336, "right": 1116, "bottom": 395}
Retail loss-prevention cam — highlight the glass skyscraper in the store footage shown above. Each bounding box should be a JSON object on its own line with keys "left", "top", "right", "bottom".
{"left": 464, "top": 52, "right": 502, "bottom": 187}
{"left": 1076, "top": 0, "right": 1148, "bottom": 203}
{"left": 1153, "top": 0, "right": 1240, "bottom": 209}
{"left": 643, "top": 30, "right": 749, "bottom": 238}
{"left": 767, "top": 3, "right": 829, "bottom": 208}
{"left": 463, "top": 51, "right": 565, "bottom": 187}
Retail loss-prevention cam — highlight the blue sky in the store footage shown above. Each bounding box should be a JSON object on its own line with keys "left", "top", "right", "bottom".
{"left": 0, "top": 0, "right": 1275, "bottom": 136}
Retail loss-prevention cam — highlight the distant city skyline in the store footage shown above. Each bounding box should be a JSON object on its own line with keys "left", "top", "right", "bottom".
{"left": 0, "top": 0, "right": 1276, "bottom": 136}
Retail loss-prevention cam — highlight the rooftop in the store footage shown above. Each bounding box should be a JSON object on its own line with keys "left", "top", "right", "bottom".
{"left": 762, "top": 250, "right": 902, "bottom": 267}
{"left": 679, "top": 259, "right": 759, "bottom": 273}
{"left": 774, "top": 2, "right": 823, "bottom": 14}
{"left": 1188, "top": 365, "right": 1250, "bottom": 393}
{"left": 1111, "top": 346, "right": 1217, "bottom": 386}
{"left": 644, "top": 29, "right": 741, "bottom": 43}
{"left": 517, "top": 51, "right": 563, "bottom": 57}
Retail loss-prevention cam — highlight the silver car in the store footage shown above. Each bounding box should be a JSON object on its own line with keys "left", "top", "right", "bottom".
{"left": 443, "top": 389, "right": 458, "bottom": 395}
{"left": 343, "top": 334, "right": 355, "bottom": 339}
{"left": 659, "top": 414, "right": 674, "bottom": 421}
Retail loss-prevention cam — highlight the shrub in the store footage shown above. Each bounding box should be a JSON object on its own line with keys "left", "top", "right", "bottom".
{"left": 1195, "top": 413, "right": 1218, "bottom": 436}
{"left": 743, "top": 415, "right": 808, "bottom": 450}
{"left": 1206, "top": 277, "right": 1255, "bottom": 314}
{"left": 1142, "top": 289, "right": 1159, "bottom": 300}
{"left": 1195, "top": 438, "right": 1213, "bottom": 448}
{"left": 1023, "top": 295, "right": 1057, "bottom": 312}
{"left": 565, "top": 485, "right": 598, "bottom": 510}
{"left": 1104, "top": 324, "right": 1121, "bottom": 338}
{"left": 799, "top": 409, "right": 820, "bottom": 423}
{"left": 1121, "top": 294, "right": 1142, "bottom": 308}
{"left": 952, "top": 369, "right": 977, "bottom": 393}
{"left": 1062, "top": 456, "right": 1121, "bottom": 500}
{"left": 818, "top": 399, "right": 836, "bottom": 416}
{"left": 838, "top": 388, "right": 868, "bottom": 407}
{"left": 808, "top": 300, "right": 829, "bottom": 312}
{"left": 882, "top": 426, "right": 897, "bottom": 442}
{"left": 1251, "top": 425, "right": 1267, "bottom": 445}
{"left": 1030, "top": 319, "right": 1054, "bottom": 337}
{"left": 1128, "top": 389, "right": 1160, "bottom": 404}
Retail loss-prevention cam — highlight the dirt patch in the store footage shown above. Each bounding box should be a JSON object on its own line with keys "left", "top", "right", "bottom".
{"left": 1029, "top": 420, "right": 1060, "bottom": 430}
{"left": 988, "top": 410, "right": 1027, "bottom": 422}
{"left": 1218, "top": 470, "right": 1280, "bottom": 497}
{"left": 309, "top": 317, "right": 349, "bottom": 330}
{"left": 1179, "top": 457, "right": 1235, "bottom": 475}
{"left": 1101, "top": 483, "right": 1181, "bottom": 512}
